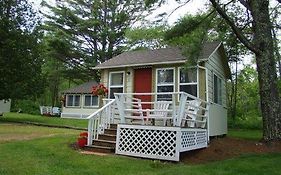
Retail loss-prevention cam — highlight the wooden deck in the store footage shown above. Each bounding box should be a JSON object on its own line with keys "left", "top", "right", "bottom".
{"left": 84, "top": 92, "right": 209, "bottom": 161}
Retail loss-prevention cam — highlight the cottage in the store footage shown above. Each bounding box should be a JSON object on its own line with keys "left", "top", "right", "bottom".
{"left": 72, "top": 41, "right": 231, "bottom": 161}
{"left": 95, "top": 41, "right": 230, "bottom": 137}
{"left": 60, "top": 81, "right": 100, "bottom": 118}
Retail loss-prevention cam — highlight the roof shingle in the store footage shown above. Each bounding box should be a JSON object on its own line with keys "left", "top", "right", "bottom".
{"left": 95, "top": 41, "right": 221, "bottom": 69}
{"left": 61, "top": 81, "right": 98, "bottom": 94}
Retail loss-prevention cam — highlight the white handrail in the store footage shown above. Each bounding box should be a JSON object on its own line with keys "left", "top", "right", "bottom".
{"left": 87, "top": 99, "right": 116, "bottom": 146}
{"left": 86, "top": 99, "right": 116, "bottom": 120}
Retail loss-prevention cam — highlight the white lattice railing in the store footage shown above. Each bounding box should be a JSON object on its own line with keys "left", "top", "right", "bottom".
{"left": 86, "top": 99, "right": 117, "bottom": 146}
{"left": 116, "top": 124, "right": 207, "bottom": 161}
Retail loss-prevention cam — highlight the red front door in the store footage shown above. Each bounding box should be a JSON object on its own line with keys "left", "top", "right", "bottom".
{"left": 134, "top": 68, "right": 152, "bottom": 109}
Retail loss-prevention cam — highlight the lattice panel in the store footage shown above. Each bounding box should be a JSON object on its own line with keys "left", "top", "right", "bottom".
{"left": 196, "top": 131, "right": 207, "bottom": 145}
{"left": 180, "top": 130, "right": 207, "bottom": 152}
{"left": 181, "top": 131, "right": 196, "bottom": 149}
{"left": 116, "top": 127, "right": 178, "bottom": 160}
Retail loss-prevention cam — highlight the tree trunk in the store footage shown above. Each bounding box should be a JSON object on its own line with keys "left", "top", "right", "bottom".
{"left": 249, "top": 0, "right": 281, "bottom": 141}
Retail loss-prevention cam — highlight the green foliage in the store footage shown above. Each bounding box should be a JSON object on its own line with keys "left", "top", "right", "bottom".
{"left": 125, "top": 25, "right": 167, "bottom": 50}
{"left": 228, "top": 129, "right": 262, "bottom": 140}
{"left": 227, "top": 66, "right": 262, "bottom": 129}
{"left": 165, "top": 13, "right": 213, "bottom": 65}
{"left": 42, "top": 0, "right": 147, "bottom": 81}
{"left": 11, "top": 100, "right": 41, "bottom": 115}
{"left": 0, "top": 0, "right": 43, "bottom": 100}
{"left": 228, "top": 114, "right": 263, "bottom": 130}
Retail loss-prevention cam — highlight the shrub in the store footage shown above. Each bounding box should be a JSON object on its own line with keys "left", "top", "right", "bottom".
{"left": 12, "top": 99, "right": 41, "bottom": 115}
{"left": 228, "top": 111, "right": 263, "bottom": 130}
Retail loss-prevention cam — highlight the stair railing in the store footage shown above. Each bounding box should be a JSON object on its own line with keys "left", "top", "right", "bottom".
{"left": 86, "top": 99, "right": 116, "bottom": 146}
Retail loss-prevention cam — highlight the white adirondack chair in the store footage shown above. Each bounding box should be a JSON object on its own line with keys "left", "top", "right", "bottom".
{"left": 146, "top": 101, "right": 170, "bottom": 126}
{"left": 181, "top": 100, "right": 201, "bottom": 127}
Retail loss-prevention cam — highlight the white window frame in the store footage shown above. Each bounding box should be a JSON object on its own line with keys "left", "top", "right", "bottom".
{"left": 84, "top": 94, "right": 99, "bottom": 108}
{"left": 213, "top": 73, "right": 223, "bottom": 105}
{"left": 178, "top": 67, "right": 198, "bottom": 98}
{"left": 155, "top": 67, "right": 175, "bottom": 101}
{"left": 66, "top": 94, "right": 81, "bottom": 107}
{"left": 109, "top": 71, "right": 125, "bottom": 99}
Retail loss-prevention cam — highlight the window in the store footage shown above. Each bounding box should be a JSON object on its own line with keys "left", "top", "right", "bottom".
{"left": 214, "top": 74, "right": 222, "bottom": 105}
{"left": 109, "top": 72, "right": 124, "bottom": 99}
{"left": 156, "top": 68, "right": 174, "bottom": 101}
{"left": 179, "top": 67, "right": 197, "bottom": 97}
{"left": 84, "top": 95, "right": 99, "bottom": 107}
{"left": 66, "top": 94, "right": 80, "bottom": 107}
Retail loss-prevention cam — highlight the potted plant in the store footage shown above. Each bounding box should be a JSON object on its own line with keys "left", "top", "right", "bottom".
{"left": 92, "top": 84, "right": 108, "bottom": 97}
{"left": 77, "top": 132, "right": 88, "bottom": 148}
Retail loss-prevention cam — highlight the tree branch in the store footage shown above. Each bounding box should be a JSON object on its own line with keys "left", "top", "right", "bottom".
{"left": 209, "top": 0, "right": 258, "bottom": 54}
{"left": 237, "top": 0, "right": 250, "bottom": 10}
{"left": 167, "top": 0, "right": 191, "bottom": 18}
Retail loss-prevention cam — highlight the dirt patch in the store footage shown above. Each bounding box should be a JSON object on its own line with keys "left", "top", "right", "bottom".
{"left": 181, "top": 137, "right": 281, "bottom": 164}
{"left": 0, "top": 133, "right": 60, "bottom": 143}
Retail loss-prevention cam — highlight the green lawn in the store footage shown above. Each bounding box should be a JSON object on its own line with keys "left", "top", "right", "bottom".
{"left": 228, "top": 129, "right": 263, "bottom": 140}
{"left": 0, "top": 115, "right": 280, "bottom": 175}
{"left": 0, "top": 123, "right": 280, "bottom": 175}
{"left": 0, "top": 112, "right": 88, "bottom": 129}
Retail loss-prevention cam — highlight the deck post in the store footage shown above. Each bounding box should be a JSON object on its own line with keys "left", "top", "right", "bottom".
{"left": 87, "top": 118, "right": 94, "bottom": 146}
{"left": 172, "top": 93, "right": 177, "bottom": 126}
{"left": 176, "top": 93, "right": 188, "bottom": 126}
{"left": 115, "top": 94, "right": 126, "bottom": 123}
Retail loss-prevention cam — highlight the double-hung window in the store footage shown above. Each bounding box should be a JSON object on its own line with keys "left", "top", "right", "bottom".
{"left": 156, "top": 68, "right": 175, "bottom": 101}
{"left": 179, "top": 67, "right": 197, "bottom": 97}
{"left": 66, "top": 94, "right": 80, "bottom": 107}
{"left": 109, "top": 71, "right": 124, "bottom": 99}
{"left": 213, "top": 74, "right": 222, "bottom": 105}
{"left": 84, "top": 95, "right": 99, "bottom": 107}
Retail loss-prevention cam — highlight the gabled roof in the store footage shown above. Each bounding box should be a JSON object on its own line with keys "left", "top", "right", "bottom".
{"left": 61, "top": 81, "right": 98, "bottom": 94}
{"left": 94, "top": 41, "right": 222, "bottom": 69}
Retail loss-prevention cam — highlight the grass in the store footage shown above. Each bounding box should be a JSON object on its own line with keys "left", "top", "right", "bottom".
{"left": 0, "top": 133, "right": 280, "bottom": 174}
{"left": 0, "top": 113, "right": 280, "bottom": 175}
{"left": 0, "top": 112, "right": 88, "bottom": 129}
{"left": 0, "top": 123, "right": 80, "bottom": 143}
{"left": 0, "top": 123, "right": 280, "bottom": 175}
{"left": 228, "top": 129, "right": 262, "bottom": 140}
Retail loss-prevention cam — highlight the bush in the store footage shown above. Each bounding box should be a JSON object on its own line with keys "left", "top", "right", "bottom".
{"left": 11, "top": 100, "right": 40, "bottom": 115}
{"left": 228, "top": 111, "right": 263, "bottom": 130}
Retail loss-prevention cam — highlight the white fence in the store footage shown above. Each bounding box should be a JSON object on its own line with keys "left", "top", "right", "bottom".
{"left": 116, "top": 124, "right": 207, "bottom": 161}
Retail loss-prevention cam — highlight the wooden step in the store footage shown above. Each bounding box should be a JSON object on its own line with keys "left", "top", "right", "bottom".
{"left": 104, "top": 128, "right": 117, "bottom": 135}
{"left": 93, "top": 139, "right": 116, "bottom": 147}
{"left": 98, "top": 133, "right": 116, "bottom": 141}
{"left": 109, "top": 124, "right": 118, "bottom": 129}
{"left": 85, "top": 145, "right": 115, "bottom": 153}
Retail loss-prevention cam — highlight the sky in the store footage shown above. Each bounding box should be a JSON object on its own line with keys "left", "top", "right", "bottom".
{"left": 147, "top": 0, "right": 208, "bottom": 25}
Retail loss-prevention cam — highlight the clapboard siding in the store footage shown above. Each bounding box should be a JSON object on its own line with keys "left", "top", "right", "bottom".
{"left": 206, "top": 50, "right": 227, "bottom": 107}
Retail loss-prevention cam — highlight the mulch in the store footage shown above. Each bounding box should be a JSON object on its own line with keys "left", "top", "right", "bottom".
{"left": 181, "top": 137, "right": 281, "bottom": 164}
